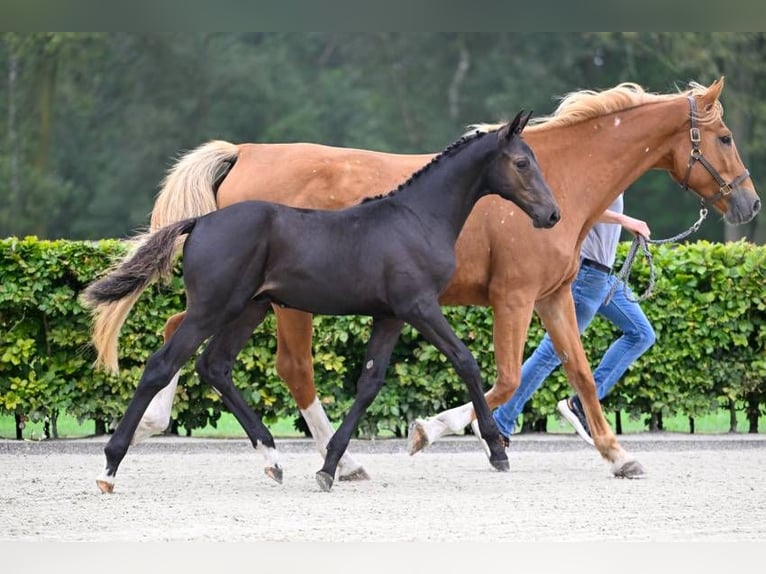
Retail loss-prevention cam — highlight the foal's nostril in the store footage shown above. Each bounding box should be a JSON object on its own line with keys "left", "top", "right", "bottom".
{"left": 550, "top": 210, "right": 561, "bottom": 226}
{"left": 754, "top": 199, "right": 761, "bottom": 213}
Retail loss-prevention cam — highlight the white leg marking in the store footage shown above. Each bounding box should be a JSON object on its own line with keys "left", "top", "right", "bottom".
{"left": 256, "top": 442, "right": 282, "bottom": 469}
{"left": 301, "top": 397, "right": 364, "bottom": 477}
{"left": 131, "top": 371, "right": 180, "bottom": 445}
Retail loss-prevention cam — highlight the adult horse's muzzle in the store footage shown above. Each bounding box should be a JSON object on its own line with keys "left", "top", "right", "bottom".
{"left": 723, "top": 186, "right": 761, "bottom": 225}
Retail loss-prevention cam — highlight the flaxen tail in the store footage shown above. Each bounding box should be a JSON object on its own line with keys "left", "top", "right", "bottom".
{"left": 80, "top": 219, "right": 198, "bottom": 373}
{"left": 150, "top": 140, "right": 239, "bottom": 230}
{"left": 83, "top": 140, "right": 238, "bottom": 374}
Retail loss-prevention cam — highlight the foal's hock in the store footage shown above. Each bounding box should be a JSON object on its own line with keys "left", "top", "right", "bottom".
{"left": 82, "top": 110, "right": 560, "bottom": 493}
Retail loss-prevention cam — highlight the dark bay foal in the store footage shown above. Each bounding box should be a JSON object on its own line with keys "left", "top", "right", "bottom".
{"left": 82, "top": 110, "right": 560, "bottom": 492}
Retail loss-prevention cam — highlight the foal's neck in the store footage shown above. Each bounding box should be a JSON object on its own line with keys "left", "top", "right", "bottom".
{"left": 393, "top": 133, "right": 496, "bottom": 243}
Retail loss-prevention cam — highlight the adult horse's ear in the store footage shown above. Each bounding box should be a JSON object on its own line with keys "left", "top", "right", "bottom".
{"left": 516, "top": 110, "right": 534, "bottom": 134}
{"left": 505, "top": 110, "right": 525, "bottom": 141}
{"left": 700, "top": 76, "right": 725, "bottom": 112}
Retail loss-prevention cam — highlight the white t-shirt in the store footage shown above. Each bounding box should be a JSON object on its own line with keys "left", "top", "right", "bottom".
{"left": 580, "top": 194, "right": 623, "bottom": 268}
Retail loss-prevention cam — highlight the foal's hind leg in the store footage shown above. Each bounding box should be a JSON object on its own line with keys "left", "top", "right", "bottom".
{"left": 196, "top": 300, "right": 283, "bottom": 483}
{"left": 316, "top": 317, "right": 404, "bottom": 492}
{"left": 97, "top": 319, "right": 213, "bottom": 493}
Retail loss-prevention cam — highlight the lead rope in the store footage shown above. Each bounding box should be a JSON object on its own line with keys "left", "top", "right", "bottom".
{"left": 604, "top": 206, "right": 708, "bottom": 305}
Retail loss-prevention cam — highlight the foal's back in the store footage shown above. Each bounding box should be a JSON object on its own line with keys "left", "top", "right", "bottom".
{"left": 182, "top": 198, "right": 443, "bottom": 317}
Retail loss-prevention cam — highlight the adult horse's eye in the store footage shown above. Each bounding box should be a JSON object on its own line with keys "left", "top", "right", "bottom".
{"left": 516, "top": 159, "right": 529, "bottom": 169}
{"left": 719, "top": 134, "right": 732, "bottom": 145}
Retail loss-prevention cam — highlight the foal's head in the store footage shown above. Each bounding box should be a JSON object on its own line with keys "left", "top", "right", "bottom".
{"left": 667, "top": 77, "right": 760, "bottom": 225}
{"left": 486, "top": 110, "right": 560, "bottom": 229}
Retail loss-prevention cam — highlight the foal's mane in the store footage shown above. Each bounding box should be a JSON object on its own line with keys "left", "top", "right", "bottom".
{"left": 469, "top": 81, "right": 724, "bottom": 136}
{"left": 360, "top": 129, "right": 492, "bottom": 204}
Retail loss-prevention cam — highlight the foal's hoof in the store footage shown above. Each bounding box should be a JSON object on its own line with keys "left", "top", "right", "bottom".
{"left": 613, "top": 459, "right": 646, "bottom": 479}
{"left": 407, "top": 420, "right": 430, "bottom": 456}
{"left": 96, "top": 479, "right": 114, "bottom": 494}
{"left": 264, "top": 465, "right": 283, "bottom": 484}
{"left": 315, "top": 471, "right": 334, "bottom": 492}
{"left": 338, "top": 467, "right": 371, "bottom": 482}
{"left": 490, "top": 456, "right": 510, "bottom": 472}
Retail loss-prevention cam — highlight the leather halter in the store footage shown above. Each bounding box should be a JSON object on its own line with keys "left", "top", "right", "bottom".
{"left": 680, "top": 95, "right": 750, "bottom": 206}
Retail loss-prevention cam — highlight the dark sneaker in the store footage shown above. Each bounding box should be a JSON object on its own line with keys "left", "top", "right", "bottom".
{"left": 557, "top": 397, "right": 595, "bottom": 446}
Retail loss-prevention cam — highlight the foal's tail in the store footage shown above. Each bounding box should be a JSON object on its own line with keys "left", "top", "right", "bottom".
{"left": 150, "top": 140, "right": 239, "bottom": 231}
{"left": 80, "top": 219, "right": 198, "bottom": 373}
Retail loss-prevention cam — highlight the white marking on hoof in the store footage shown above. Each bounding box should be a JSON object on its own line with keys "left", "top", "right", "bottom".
{"left": 257, "top": 443, "right": 282, "bottom": 473}
{"left": 96, "top": 468, "right": 115, "bottom": 494}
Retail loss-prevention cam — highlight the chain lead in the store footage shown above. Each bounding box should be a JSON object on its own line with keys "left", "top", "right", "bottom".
{"left": 604, "top": 207, "right": 708, "bottom": 305}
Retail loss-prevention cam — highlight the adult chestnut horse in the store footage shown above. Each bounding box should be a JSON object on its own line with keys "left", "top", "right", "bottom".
{"left": 92, "top": 77, "right": 759, "bottom": 481}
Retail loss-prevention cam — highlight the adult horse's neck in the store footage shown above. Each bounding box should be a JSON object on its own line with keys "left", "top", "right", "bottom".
{"left": 391, "top": 132, "right": 497, "bottom": 244}
{"left": 527, "top": 97, "right": 688, "bottom": 242}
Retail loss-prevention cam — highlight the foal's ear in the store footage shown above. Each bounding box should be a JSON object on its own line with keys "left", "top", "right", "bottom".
{"left": 517, "top": 110, "right": 534, "bottom": 134}
{"left": 505, "top": 110, "right": 525, "bottom": 141}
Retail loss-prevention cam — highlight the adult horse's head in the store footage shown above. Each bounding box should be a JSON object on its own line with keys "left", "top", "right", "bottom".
{"left": 488, "top": 110, "right": 561, "bottom": 229}
{"left": 668, "top": 77, "right": 760, "bottom": 225}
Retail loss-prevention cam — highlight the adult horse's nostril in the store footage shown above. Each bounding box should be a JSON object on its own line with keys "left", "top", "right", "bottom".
{"left": 550, "top": 210, "right": 561, "bottom": 226}
{"left": 754, "top": 198, "right": 761, "bottom": 213}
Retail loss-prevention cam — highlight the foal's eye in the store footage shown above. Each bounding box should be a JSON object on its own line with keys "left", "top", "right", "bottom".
{"left": 719, "top": 134, "right": 732, "bottom": 145}
{"left": 515, "top": 159, "right": 529, "bottom": 169}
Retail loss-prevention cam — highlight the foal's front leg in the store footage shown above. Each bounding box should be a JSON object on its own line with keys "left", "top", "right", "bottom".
{"left": 195, "top": 300, "right": 283, "bottom": 483}
{"left": 274, "top": 306, "right": 370, "bottom": 481}
{"left": 316, "top": 317, "right": 404, "bottom": 492}
{"left": 404, "top": 301, "right": 509, "bottom": 472}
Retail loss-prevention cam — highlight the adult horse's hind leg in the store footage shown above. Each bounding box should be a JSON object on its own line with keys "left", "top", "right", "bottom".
{"left": 316, "top": 317, "right": 404, "bottom": 492}
{"left": 131, "top": 311, "right": 186, "bottom": 445}
{"left": 97, "top": 318, "right": 214, "bottom": 493}
{"left": 274, "top": 306, "right": 370, "bottom": 481}
{"left": 195, "top": 300, "right": 283, "bottom": 483}
{"left": 404, "top": 300, "right": 509, "bottom": 472}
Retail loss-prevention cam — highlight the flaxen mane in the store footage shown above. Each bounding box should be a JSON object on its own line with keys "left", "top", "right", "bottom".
{"left": 469, "top": 81, "right": 723, "bottom": 136}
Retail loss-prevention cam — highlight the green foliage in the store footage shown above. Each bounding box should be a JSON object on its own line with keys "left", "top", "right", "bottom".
{"left": 1, "top": 238, "right": 764, "bottom": 437}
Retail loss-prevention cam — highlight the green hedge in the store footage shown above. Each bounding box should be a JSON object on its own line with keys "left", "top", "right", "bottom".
{"left": 1, "top": 237, "right": 765, "bottom": 437}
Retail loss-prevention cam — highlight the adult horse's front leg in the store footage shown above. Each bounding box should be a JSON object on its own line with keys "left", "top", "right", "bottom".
{"left": 536, "top": 289, "right": 645, "bottom": 478}
{"left": 316, "top": 317, "right": 404, "bottom": 492}
{"left": 407, "top": 296, "right": 536, "bottom": 455}
{"left": 196, "top": 300, "right": 283, "bottom": 483}
{"left": 274, "top": 306, "right": 369, "bottom": 481}
{"left": 405, "top": 302, "right": 509, "bottom": 472}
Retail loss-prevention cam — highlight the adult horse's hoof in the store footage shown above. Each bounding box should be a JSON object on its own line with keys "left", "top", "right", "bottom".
{"left": 490, "top": 456, "right": 510, "bottom": 472}
{"left": 613, "top": 459, "right": 646, "bottom": 479}
{"left": 315, "top": 471, "right": 334, "bottom": 492}
{"left": 339, "top": 467, "right": 371, "bottom": 481}
{"left": 407, "top": 420, "right": 430, "bottom": 455}
{"left": 264, "top": 464, "right": 283, "bottom": 484}
{"left": 96, "top": 479, "right": 114, "bottom": 494}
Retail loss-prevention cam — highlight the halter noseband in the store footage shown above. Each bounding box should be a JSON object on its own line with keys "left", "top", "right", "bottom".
{"left": 680, "top": 95, "right": 750, "bottom": 206}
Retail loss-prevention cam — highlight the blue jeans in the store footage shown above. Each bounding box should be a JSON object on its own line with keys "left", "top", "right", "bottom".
{"left": 493, "top": 263, "right": 656, "bottom": 437}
